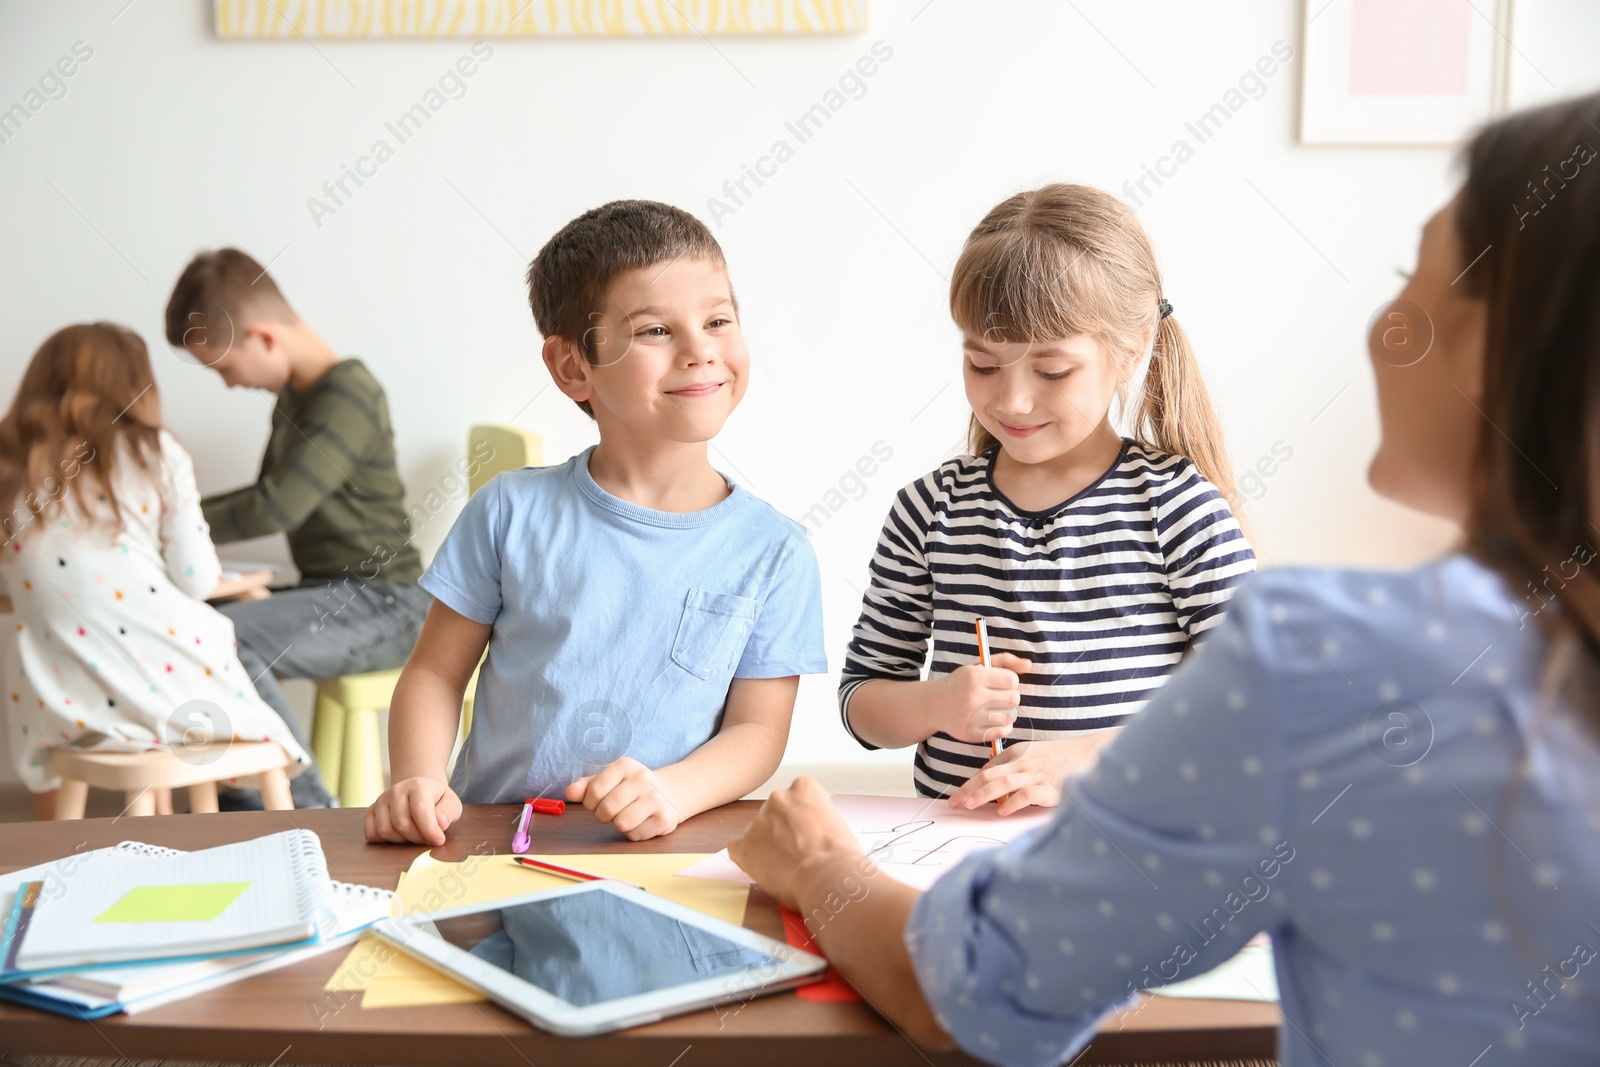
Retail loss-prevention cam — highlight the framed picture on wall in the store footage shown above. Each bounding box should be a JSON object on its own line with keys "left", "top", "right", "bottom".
{"left": 213, "top": 0, "right": 867, "bottom": 38}
{"left": 1299, "top": 0, "right": 1514, "bottom": 145}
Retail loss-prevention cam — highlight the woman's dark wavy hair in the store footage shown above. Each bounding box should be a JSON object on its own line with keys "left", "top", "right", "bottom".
{"left": 1456, "top": 90, "right": 1600, "bottom": 696}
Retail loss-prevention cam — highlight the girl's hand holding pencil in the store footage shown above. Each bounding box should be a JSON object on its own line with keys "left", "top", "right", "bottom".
{"left": 931, "top": 652, "right": 1031, "bottom": 744}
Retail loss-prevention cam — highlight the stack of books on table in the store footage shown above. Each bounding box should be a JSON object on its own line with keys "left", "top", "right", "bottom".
{"left": 0, "top": 828, "right": 392, "bottom": 1018}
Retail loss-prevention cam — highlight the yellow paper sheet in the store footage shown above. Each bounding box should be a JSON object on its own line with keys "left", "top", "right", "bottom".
{"left": 325, "top": 852, "right": 748, "bottom": 1009}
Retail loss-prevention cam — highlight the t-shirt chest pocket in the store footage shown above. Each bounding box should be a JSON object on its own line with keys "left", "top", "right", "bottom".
{"left": 671, "top": 588, "right": 760, "bottom": 680}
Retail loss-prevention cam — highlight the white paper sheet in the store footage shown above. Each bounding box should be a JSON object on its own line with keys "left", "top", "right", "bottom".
{"left": 677, "top": 793, "right": 1053, "bottom": 891}
{"left": 1151, "top": 937, "right": 1278, "bottom": 1002}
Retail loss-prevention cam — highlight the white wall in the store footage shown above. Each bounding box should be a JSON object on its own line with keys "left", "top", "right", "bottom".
{"left": 2, "top": 0, "right": 1598, "bottom": 787}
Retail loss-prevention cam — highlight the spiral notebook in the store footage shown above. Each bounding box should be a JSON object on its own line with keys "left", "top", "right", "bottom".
{"left": 11, "top": 829, "right": 338, "bottom": 976}
{"left": 1, "top": 839, "right": 391, "bottom": 1019}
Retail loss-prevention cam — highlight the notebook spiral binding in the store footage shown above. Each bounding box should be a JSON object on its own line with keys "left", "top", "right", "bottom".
{"left": 112, "top": 838, "right": 392, "bottom": 908}
{"left": 112, "top": 841, "right": 183, "bottom": 859}
{"left": 284, "top": 829, "right": 335, "bottom": 935}
{"left": 332, "top": 881, "right": 392, "bottom": 903}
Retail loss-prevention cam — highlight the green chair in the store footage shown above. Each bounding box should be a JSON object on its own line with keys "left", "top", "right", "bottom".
{"left": 310, "top": 424, "right": 542, "bottom": 807}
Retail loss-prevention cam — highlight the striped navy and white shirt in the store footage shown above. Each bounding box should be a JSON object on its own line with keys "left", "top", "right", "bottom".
{"left": 839, "top": 440, "right": 1256, "bottom": 797}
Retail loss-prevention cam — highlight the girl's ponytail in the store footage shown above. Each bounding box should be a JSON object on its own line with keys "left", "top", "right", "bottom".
{"left": 1134, "top": 309, "right": 1241, "bottom": 511}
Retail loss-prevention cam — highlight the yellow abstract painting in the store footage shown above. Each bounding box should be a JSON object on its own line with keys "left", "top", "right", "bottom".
{"left": 214, "top": 0, "right": 867, "bottom": 38}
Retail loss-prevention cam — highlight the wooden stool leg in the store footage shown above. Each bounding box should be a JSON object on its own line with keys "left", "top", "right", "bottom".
{"left": 258, "top": 767, "right": 294, "bottom": 810}
{"left": 153, "top": 787, "right": 173, "bottom": 815}
{"left": 340, "top": 705, "right": 384, "bottom": 809}
{"left": 189, "top": 781, "right": 220, "bottom": 814}
{"left": 54, "top": 779, "right": 88, "bottom": 820}
{"left": 311, "top": 690, "right": 347, "bottom": 798}
{"left": 31, "top": 789, "right": 59, "bottom": 821}
{"left": 123, "top": 789, "right": 155, "bottom": 817}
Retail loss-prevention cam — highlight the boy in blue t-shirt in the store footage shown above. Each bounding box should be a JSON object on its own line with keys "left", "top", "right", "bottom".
{"left": 365, "top": 200, "right": 827, "bottom": 845}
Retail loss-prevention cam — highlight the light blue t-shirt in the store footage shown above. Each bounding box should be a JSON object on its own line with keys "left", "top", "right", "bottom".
{"left": 421, "top": 447, "right": 827, "bottom": 804}
{"left": 905, "top": 555, "right": 1600, "bottom": 1066}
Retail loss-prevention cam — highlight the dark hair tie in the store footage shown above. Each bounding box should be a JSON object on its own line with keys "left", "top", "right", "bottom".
{"left": 1158, "top": 298, "right": 1174, "bottom": 320}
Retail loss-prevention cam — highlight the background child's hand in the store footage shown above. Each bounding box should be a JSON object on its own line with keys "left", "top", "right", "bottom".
{"left": 933, "top": 652, "right": 1031, "bottom": 743}
{"left": 567, "top": 757, "right": 683, "bottom": 841}
{"left": 365, "top": 776, "right": 461, "bottom": 846}
{"left": 947, "top": 738, "right": 1103, "bottom": 815}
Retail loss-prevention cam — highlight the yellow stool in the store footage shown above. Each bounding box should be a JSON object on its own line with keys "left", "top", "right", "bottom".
{"left": 312, "top": 670, "right": 400, "bottom": 809}
{"left": 311, "top": 666, "right": 480, "bottom": 808}
{"left": 467, "top": 423, "right": 543, "bottom": 495}
{"left": 50, "top": 742, "right": 295, "bottom": 818}
{"left": 309, "top": 423, "right": 539, "bottom": 808}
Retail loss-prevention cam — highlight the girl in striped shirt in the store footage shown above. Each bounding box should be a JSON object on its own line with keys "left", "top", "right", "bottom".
{"left": 840, "top": 184, "right": 1256, "bottom": 809}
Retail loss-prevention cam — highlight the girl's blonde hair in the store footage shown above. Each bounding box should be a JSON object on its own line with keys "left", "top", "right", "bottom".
{"left": 950, "top": 183, "right": 1240, "bottom": 508}
{"left": 0, "top": 323, "right": 161, "bottom": 542}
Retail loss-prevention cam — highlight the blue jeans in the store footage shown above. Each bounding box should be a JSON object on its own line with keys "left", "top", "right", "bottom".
{"left": 219, "top": 579, "right": 432, "bottom": 808}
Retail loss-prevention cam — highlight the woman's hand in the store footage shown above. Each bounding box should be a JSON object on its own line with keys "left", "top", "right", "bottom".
{"left": 947, "top": 734, "right": 1114, "bottom": 815}
{"left": 731, "top": 779, "right": 952, "bottom": 1051}
{"left": 727, "top": 776, "right": 866, "bottom": 910}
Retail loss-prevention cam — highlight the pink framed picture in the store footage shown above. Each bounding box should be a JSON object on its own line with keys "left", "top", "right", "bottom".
{"left": 1300, "top": 0, "right": 1513, "bottom": 145}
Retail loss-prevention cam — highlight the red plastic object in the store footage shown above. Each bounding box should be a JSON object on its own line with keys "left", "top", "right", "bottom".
{"left": 780, "top": 905, "right": 861, "bottom": 1002}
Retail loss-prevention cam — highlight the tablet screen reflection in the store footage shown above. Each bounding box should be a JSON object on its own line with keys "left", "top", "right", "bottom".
{"left": 431, "top": 891, "right": 777, "bottom": 1007}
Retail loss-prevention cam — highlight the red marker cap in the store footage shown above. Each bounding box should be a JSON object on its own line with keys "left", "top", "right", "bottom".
{"left": 528, "top": 798, "right": 565, "bottom": 816}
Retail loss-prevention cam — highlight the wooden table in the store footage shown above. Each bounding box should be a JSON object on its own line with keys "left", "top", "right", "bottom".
{"left": 0, "top": 804, "right": 1279, "bottom": 1065}
{"left": 0, "top": 570, "right": 273, "bottom": 615}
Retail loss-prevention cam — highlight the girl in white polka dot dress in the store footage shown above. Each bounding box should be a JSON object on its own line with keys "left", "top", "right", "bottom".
{"left": 0, "top": 323, "right": 310, "bottom": 816}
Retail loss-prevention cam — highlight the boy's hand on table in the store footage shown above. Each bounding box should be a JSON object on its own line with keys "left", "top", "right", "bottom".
{"left": 934, "top": 652, "right": 1031, "bottom": 744}
{"left": 567, "top": 757, "right": 683, "bottom": 841}
{"left": 947, "top": 736, "right": 1105, "bottom": 815}
{"left": 365, "top": 776, "right": 461, "bottom": 845}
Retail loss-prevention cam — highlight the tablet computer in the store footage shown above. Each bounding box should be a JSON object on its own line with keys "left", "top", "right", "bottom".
{"left": 370, "top": 880, "right": 827, "bottom": 1036}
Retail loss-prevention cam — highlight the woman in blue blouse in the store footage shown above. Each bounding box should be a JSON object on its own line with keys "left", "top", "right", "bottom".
{"left": 730, "top": 91, "right": 1600, "bottom": 1066}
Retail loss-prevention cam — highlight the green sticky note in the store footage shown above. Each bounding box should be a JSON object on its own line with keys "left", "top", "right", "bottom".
{"left": 93, "top": 882, "right": 252, "bottom": 923}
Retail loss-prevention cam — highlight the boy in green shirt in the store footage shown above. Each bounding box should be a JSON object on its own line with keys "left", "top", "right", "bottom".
{"left": 165, "top": 248, "right": 431, "bottom": 808}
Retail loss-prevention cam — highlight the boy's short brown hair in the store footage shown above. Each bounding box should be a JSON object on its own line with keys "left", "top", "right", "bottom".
{"left": 164, "top": 248, "right": 296, "bottom": 352}
{"left": 526, "top": 200, "right": 729, "bottom": 418}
